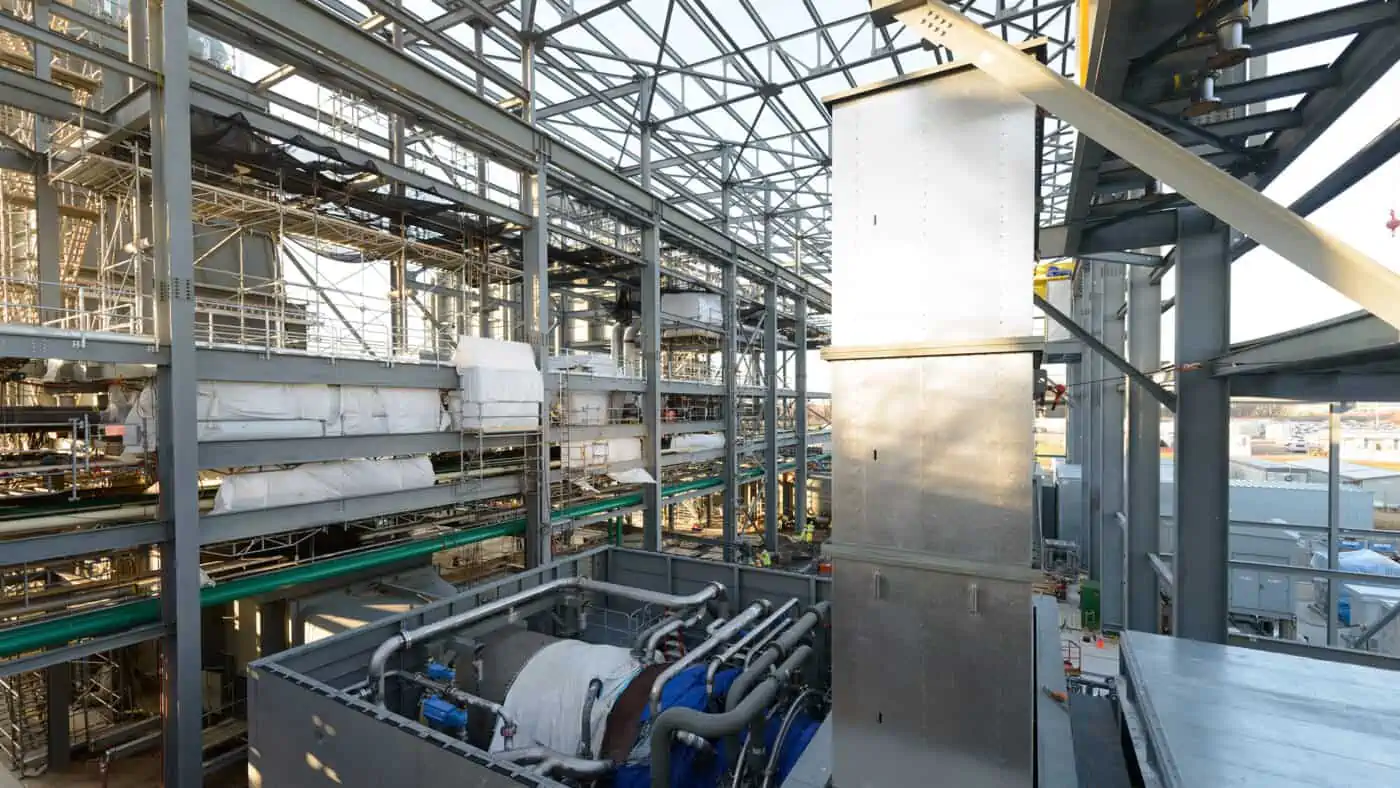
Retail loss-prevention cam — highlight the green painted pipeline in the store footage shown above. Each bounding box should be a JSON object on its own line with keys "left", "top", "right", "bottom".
{"left": 0, "top": 454, "right": 828, "bottom": 661}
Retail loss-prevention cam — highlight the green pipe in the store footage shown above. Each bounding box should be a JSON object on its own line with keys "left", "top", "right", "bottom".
{"left": 0, "top": 455, "right": 831, "bottom": 661}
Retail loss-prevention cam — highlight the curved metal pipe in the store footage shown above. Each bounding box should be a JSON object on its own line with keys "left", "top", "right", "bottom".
{"left": 742, "top": 618, "right": 795, "bottom": 669}
{"left": 649, "top": 601, "right": 770, "bottom": 714}
{"left": 578, "top": 678, "right": 602, "bottom": 758}
{"left": 382, "top": 671, "right": 517, "bottom": 742}
{"left": 642, "top": 608, "right": 710, "bottom": 664}
{"left": 497, "top": 746, "right": 614, "bottom": 779}
{"left": 725, "top": 602, "right": 829, "bottom": 715}
{"left": 760, "top": 688, "right": 819, "bottom": 788}
{"left": 649, "top": 645, "right": 813, "bottom": 788}
{"left": 366, "top": 578, "right": 725, "bottom": 703}
{"left": 705, "top": 598, "right": 799, "bottom": 700}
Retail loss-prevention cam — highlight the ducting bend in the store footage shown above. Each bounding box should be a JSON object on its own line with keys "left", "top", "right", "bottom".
{"left": 725, "top": 602, "right": 829, "bottom": 714}
{"left": 367, "top": 578, "right": 726, "bottom": 703}
{"left": 578, "top": 678, "right": 603, "bottom": 758}
{"left": 705, "top": 598, "right": 799, "bottom": 700}
{"left": 649, "top": 601, "right": 771, "bottom": 714}
{"left": 648, "top": 645, "right": 813, "bottom": 788}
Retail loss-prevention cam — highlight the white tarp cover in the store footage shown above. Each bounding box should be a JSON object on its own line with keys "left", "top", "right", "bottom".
{"left": 124, "top": 383, "right": 446, "bottom": 453}
{"left": 608, "top": 468, "right": 657, "bottom": 485}
{"left": 1312, "top": 549, "right": 1400, "bottom": 577}
{"left": 667, "top": 433, "right": 725, "bottom": 453}
{"left": 564, "top": 438, "right": 642, "bottom": 467}
{"left": 562, "top": 391, "right": 610, "bottom": 426}
{"left": 489, "top": 640, "right": 641, "bottom": 755}
{"left": 548, "top": 353, "right": 618, "bottom": 377}
{"left": 210, "top": 457, "right": 434, "bottom": 514}
{"left": 661, "top": 292, "right": 722, "bottom": 326}
{"left": 451, "top": 336, "right": 543, "bottom": 431}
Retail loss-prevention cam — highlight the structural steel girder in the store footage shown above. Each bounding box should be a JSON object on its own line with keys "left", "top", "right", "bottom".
{"left": 1034, "top": 294, "right": 1176, "bottom": 412}
{"left": 876, "top": 0, "right": 1400, "bottom": 333}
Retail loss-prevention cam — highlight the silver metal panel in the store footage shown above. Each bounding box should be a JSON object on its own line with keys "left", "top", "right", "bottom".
{"left": 829, "top": 56, "right": 1036, "bottom": 788}
{"left": 1122, "top": 631, "right": 1400, "bottom": 787}
{"left": 831, "top": 354, "right": 1033, "bottom": 565}
{"left": 1034, "top": 595, "right": 1079, "bottom": 788}
{"left": 831, "top": 559, "right": 1033, "bottom": 786}
{"left": 830, "top": 62, "right": 1034, "bottom": 347}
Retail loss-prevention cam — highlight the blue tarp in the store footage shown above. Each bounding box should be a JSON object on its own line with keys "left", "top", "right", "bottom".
{"left": 612, "top": 665, "right": 820, "bottom": 788}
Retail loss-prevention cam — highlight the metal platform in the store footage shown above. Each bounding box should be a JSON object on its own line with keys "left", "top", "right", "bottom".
{"left": 1122, "top": 631, "right": 1400, "bottom": 787}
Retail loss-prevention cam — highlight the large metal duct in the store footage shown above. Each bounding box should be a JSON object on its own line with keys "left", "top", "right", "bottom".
{"left": 825, "top": 54, "right": 1039, "bottom": 786}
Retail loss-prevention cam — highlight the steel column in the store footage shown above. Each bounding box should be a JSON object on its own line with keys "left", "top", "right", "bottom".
{"left": 794, "top": 297, "right": 809, "bottom": 538}
{"left": 1127, "top": 267, "right": 1162, "bottom": 632}
{"left": 1099, "top": 266, "right": 1126, "bottom": 631}
{"left": 45, "top": 662, "right": 71, "bottom": 769}
{"left": 259, "top": 599, "right": 289, "bottom": 656}
{"left": 1084, "top": 265, "right": 1102, "bottom": 579}
{"left": 521, "top": 39, "right": 551, "bottom": 568}
{"left": 1173, "top": 208, "right": 1231, "bottom": 644}
{"left": 764, "top": 279, "right": 779, "bottom": 553}
{"left": 1327, "top": 403, "right": 1343, "bottom": 646}
{"left": 641, "top": 124, "right": 663, "bottom": 551}
{"left": 150, "top": 0, "right": 202, "bottom": 779}
{"left": 722, "top": 263, "right": 739, "bottom": 562}
{"left": 32, "top": 0, "right": 60, "bottom": 322}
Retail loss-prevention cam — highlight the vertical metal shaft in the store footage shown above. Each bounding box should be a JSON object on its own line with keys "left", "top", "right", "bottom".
{"left": 1173, "top": 207, "right": 1231, "bottom": 643}
{"left": 1327, "top": 402, "right": 1342, "bottom": 646}
{"left": 794, "top": 297, "right": 809, "bottom": 539}
{"left": 764, "top": 280, "right": 779, "bottom": 553}
{"left": 641, "top": 124, "right": 662, "bottom": 550}
{"left": 1127, "top": 267, "right": 1161, "bottom": 632}
{"left": 520, "top": 38, "right": 551, "bottom": 568}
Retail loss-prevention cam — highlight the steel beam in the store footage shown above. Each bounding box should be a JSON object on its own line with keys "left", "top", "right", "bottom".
{"left": 1126, "top": 267, "right": 1161, "bottom": 633}
{"left": 150, "top": 0, "right": 203, "bottom": 778}
{"left": 884, "top": 0, "right": 1400, "bottom": 332}
{"left": 1099, "top": 267, "right": 1126, "bottom": 631}
{"left": 192, "top": 350, "right": 455, "bottom": 387}
{"left": 1035, "top": 294, "right": 1176, "bottom": 411}
{"left": 190, "top": 0, "right": 829, "bottom": 309}
{"left": 641, "top": 125, "right": 663, "bottom": 552}
{"left": 1213, "top": 310, "right": 1400, "bottom": 377}
{"left": 196, "top": 431, "right": 484, "bottom": 469}
{"left": 45, "top": 662, "right": 72, "bottom": 769}
{"left": 722, "top": 263, "right": 739, "bottom": 562}
{"left": 1228, "top": 373, "right": 1400, "bottom": 402}
{"left": 0, "top": 521, "right": 169, "bottom": 567}
{"left": 0, "top": 624, "right": 168, "bottom": 680}
{"left": 795, "top": 296, "right": 809, "bottom": 539}
{"left": 764, "top": 279, "right": 779, "bottom": 553}
{"left": 1172, "top": 208, "right": 1230, "bottom": 644}
{"left": 1039, "top": 211, "right": 1178, "bottom": 257}
{"left": 521, "top": 41, "right": 551, "bottom": 568}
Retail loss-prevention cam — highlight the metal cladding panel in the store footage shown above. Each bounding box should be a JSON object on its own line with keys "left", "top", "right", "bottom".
{"left": 829, "top": 63, "right": 1037, "bottom": 788}
{"left": 831, "top": 559, "right": 1033, "bottom": 786}
{"left": 832, "top": 353, "right": 1034, "bottom": 564}
{"left": 830, "top": 67, "right": 1034, "bottom": 347}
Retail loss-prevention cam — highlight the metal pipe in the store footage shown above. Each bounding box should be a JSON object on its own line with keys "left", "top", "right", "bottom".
{"left": 496, "top": 746, "right": 614, "bottom": 779}
{"left": 578, "top": 678, "right": 602, "bottom": 758}
{"left": 760, "top": 688, "right": 819, "bottom": 788}
{"left": 643, "top": 608, "right": 711, "bottom": 664}
{"left": 1352, "top": 599, "right": 1400, "bottom": 650}
{"left": 706, "top": 598, "right": 799, "bottom": 700}
{"left": 726, "top": 603, "right": 829, "bottom": 715}
{"left": 383, "top": 671, "right": 516, "bottom": 743}
{"left": 742, "top": 618, "right": 795, "bottom": 669}
{"left": 367, "top": 578, "right": 725, "bottom": 703}
{"left": 649, "top": 645, "right": 812, "bottom": 788}
{"left": 649, "top": 601, "right": 771, "bottom": 714}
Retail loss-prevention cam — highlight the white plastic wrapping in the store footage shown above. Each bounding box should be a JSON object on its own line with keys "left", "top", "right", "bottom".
{"left": 489, "top": 640, "right": 641, "bottom": 755}
{"left": 123, "top": 382, "right": 447, "bottom": 454}
{"left": 210, "top": 457, "right": 434, "bottom": 514}
{"left": 450, "top": 336, "right": 543, "bottom": 432}
{"left": 562, "top": 438, "right": 642, "bottom": 468}
{"left": 562, "top": 391, "right": 610, "bottom": 426}
{"left": 548, "top": 353, "right": 618, "bottom": 377}
{"left": 661, "top": 292, "right": 723, "bottom": 326}
{"left": 667, "top": 432, "right": 725, "bottom": 453}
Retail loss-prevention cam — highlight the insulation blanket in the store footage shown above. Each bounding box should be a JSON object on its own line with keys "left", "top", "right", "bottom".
{"left": 447, "top": 393, "right": 539, "bottom": 432}
{"left": 452, "top": 336, "right": 538, "bottom": 372}
{"left": 661, "top": 293, "right": 722, "bottom": 326}
{"left": 564, "top": 438, "right": 643, "bottom": 467}
{"left": 563, "top": 391, "right": 611, "bottom": 426}
{"left": 210, "top": 457, "right": 434, "bottom": 513}
{"left": 489, "top": 640, "right": 641, "bottom": 755}
{"left": 124, "top": 383, "right": 446, "bottom": 454}
{"left": 549, "top": 353, "right": 618, "bottom": 377}
{"left": 667, "top": 433, "right": 725, "bottom": 453}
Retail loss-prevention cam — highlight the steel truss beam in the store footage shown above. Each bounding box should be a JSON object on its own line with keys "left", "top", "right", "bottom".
{"left": 879, "top": 0, "right": 1400, "bottom": 332}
